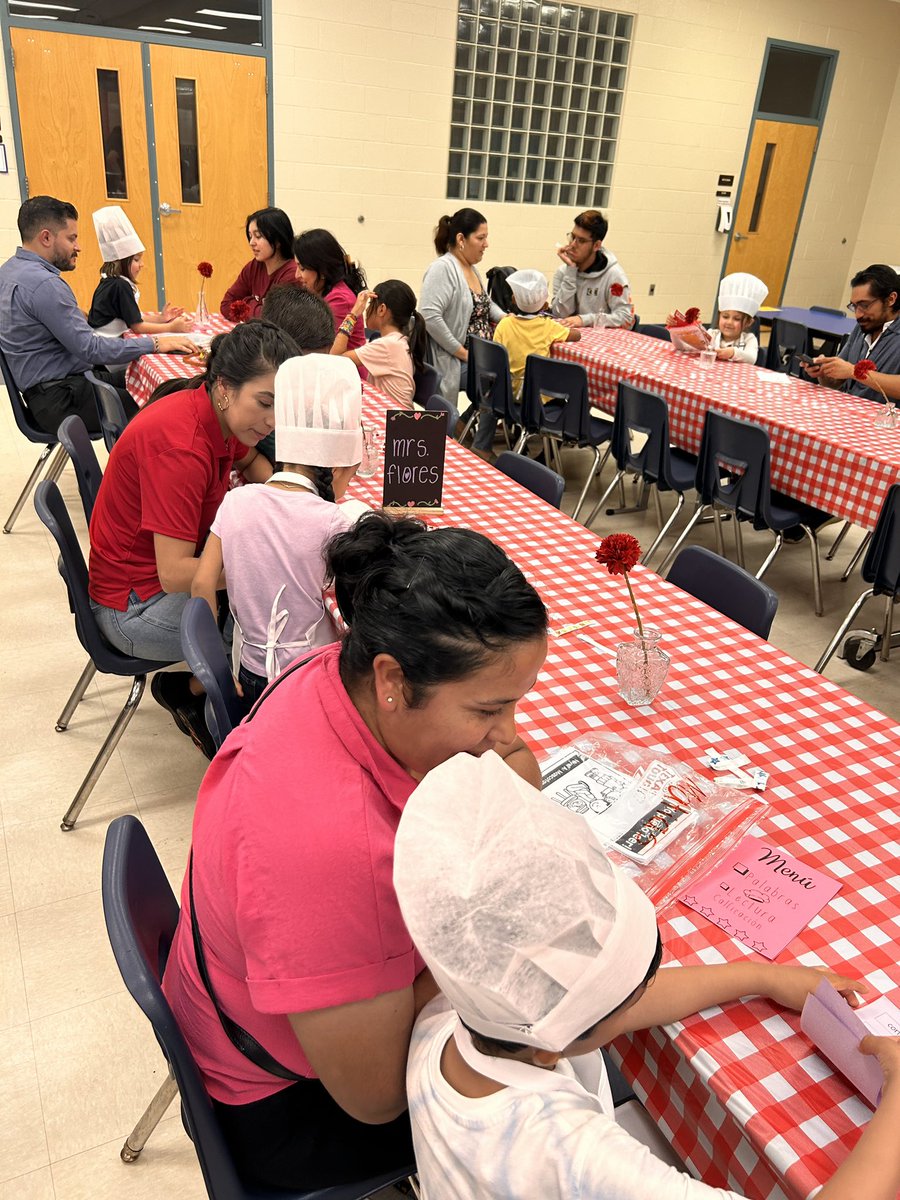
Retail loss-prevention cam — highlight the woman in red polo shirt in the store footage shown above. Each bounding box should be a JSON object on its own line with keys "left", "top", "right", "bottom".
{"left": 88, "top": 320, "right": 298, "bottom": 749}
{"left": 162, "top": 511, "right": 549, "bottom": 1191}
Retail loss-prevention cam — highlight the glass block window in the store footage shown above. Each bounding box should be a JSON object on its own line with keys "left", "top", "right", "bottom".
{"left": 448, "top": 1, "right": 633, "bottom": 206}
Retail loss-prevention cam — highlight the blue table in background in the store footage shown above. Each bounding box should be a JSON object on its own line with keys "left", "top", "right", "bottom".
{"left": 759, "top": 306, "right": 855, "bottom": 342}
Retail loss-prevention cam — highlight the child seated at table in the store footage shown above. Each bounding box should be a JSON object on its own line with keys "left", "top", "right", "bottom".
{"left": 88, "top": 206, "right": 192, "bottom": 337}
{"left": 330, "top": 279, "right": 428, "bottom": 408}
{"left": 708, "top": 272, "right": 767, "bottom": 364}
{"left": 395, "top": 750, "right": 900, "bottom": 1200}
{"left": 493, "top": 269, "right": 580, "bottom": 397}
{"left": 191, "top": 355, "right": 364, "bottom": 708}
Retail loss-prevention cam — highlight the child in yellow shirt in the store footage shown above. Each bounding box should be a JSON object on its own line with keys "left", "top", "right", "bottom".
{"left": 493, "top": 270, "right": 580, "bottom": 397}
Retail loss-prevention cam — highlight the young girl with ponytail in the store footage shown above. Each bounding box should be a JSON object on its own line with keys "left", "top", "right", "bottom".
{"left": 191, "top": 355, "right": 364, "bottom": 707}
{"left": 331, "top": 279, "right": 428, "bottom": 408}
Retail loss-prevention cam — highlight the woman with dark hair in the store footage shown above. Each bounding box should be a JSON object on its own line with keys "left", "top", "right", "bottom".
{"left": 420, "top": 207, "right": 505, "bottom": 457}
{"left": 162, "top": 511, "right": 548, "bottom": 1191}
{"left": 88, "top": 320, "right": 299, "bottom": 750}
{"left": 221, "top": 207, "right": 297, "bottom": 320}
{"left": 293, "top": 228, "right": 368, "bottom": 373}
{"left": 331, "top": 278, "right": 428, "bottom": 408}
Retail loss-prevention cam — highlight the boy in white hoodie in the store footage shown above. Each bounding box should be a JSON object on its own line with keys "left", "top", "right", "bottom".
{"left": 551, "top": 209, "right": 634, "bottom": 329}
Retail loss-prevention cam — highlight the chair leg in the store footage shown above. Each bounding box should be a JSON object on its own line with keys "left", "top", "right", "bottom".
{"left": 55, "top": 659, "right": 98, "bottom": 731}
{"left": 825, "top": 519, "right": 851, "bottom": 562}
{"left": 459, "top": 409, "right": 477, "bottom": 444}
{"left": 814, "top": 589, "right": 875, "bottom": 672}
{"left": 651, "top": 483, "right": 664, "bottom": 530}
{"left": 3, "top": 443, "right": 60, "bottom": 534}
{"left": 804, "top": 527, "right": 823, "bottom": 618}
{"left": 656, "top": 502, "right": 706, "bottom": 575}
{"left": 47, "top": 444, "right": 69, "bottom": 483}
{"left": 120, "top": 1070, "right": 179, "bottom": 1163}
{"left": 881, "top": 593, "right": 894, "bottom": 662}
{"left": 571, "top": 447, "right": 601, "bottom": 522}
{"left": 641, "top": 493, "right": 685, "bottom": 565}
{"left": 583, "top": 469, "right": 624, "bottom": 528}
{"left": 713, "top": 507, "right": 725, "bottom": 557}
{"left": 60, "top": 674, "right": 147, "bottom": 831}
{"left": 755, "top": 533, "right": 784, "bottom": 582}
{"left": 732, "top": 513, "right": 745, "bottom": 569}
{"left": 841, "top": 531, "right": 872, "bottom": 582}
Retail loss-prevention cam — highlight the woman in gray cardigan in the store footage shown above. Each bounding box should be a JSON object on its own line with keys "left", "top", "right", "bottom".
{"left": 420, "top": 208, "right": 505, "bottom": 457}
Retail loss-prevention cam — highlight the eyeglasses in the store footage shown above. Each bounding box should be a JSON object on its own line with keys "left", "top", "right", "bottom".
{"left": 567, "top": 232, "right": 594, "bottom": 246}
{"left": 846, "top": 299, "right": 877, "bottom": 313}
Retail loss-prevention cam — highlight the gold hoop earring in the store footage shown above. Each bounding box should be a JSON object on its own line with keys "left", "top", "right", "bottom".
{"left": 216, "top": 385, "right": 230, "bottom": 413}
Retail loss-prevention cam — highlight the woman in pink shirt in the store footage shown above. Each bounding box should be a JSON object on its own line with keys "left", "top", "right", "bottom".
{"left": 162, "top": 511, "right": 548, "bottom": 1190}
{"left": 221, "top": 207, "right": 297, "bottom": 320}
{"left": 293, "top": 227, "right": 369, "bottom": 378}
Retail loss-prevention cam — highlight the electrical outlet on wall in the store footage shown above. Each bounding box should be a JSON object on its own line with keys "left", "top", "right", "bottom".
{"left": 649, "top": 283, "right": 656, "bottom": 295}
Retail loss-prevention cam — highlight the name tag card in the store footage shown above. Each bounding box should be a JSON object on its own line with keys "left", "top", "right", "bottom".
{"left": 382, "top": 410, "right": 447, "bottom": 512}
{"left": 679, "top": 834, "right": 840, "bottom": 959}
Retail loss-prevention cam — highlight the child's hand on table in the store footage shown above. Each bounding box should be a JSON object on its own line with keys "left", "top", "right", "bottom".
{"left": 761, "top": 964, "right": 867, "bottom": 1011}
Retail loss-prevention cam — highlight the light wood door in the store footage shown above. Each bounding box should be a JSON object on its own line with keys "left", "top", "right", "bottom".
{"left": 724, "top": 119, "right": 819, "bottom": 304}
{"left": 149, "top": 45, "right": 268, "bottom": 313}
{"left": 10, "top": 28, "right": 156, "bottom": 311}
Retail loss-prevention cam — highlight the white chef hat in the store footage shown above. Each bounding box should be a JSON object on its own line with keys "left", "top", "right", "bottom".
{"left": 507, "top": 269, "right": 549, "bottom": 314}
{"left": 717, "top": 272, "right": 768, "bottom": 318}
{"left": 274, "top": 355, "right": 363, "bottom": 467}
{"left": 92, "top": 206, "right": 145, "bottom": 263}
{"left": 393, "top": 750, "right": 660, "bottom": 1051}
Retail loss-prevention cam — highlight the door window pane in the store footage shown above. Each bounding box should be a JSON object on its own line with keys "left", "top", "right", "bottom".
{"left": 97, "top": 68, "right": 127, "bottom": 200}
{"left": 175, "top": 78, "right": 201, "bottom": 204}
{"left": 758, "top": 46, "right": 834, "bottom": 120}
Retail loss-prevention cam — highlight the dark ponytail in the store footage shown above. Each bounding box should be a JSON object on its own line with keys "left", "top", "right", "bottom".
{"left": 325, "top": 511, "right": 547, "bottom": 705}
{"left": 371, "top": 278, "right": 428, "bottom": 374}
{"left": 433, "top": 207, "right": 487, "bottom": 256}
{"left": 313, "top": 466, "right": 335, "bottom": 503}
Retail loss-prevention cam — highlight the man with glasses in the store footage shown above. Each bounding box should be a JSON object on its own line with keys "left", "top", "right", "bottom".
{"left": 803, "top": 264, "right": 900, "bottom": 399}
{"left": 551, "top": 209, "right": 634, "bottom": 330}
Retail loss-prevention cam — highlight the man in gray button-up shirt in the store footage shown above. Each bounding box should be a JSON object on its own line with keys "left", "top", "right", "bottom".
{"left": 0, "top": 196, "right": 192, "bottom": 436}
{"left": 804, "top": 264, "right": 900, "bottom": 401}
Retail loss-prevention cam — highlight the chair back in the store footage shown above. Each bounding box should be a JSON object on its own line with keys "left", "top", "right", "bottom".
{"left": 667, "top": 546, "right": 778, "bottom": 638}
{"left": 634, "top": 323, "right": 670, "bottom": 341}
{"left": 34, "top": 479, "right": 167, "bottom": 676}
{"left": 486, "top": 265, "right": 517, "bottom": 311}
{"left": 765, "top": 318, "right": 809, "bottom": 375}
{"left": 610, "top": 383, "right": 673, "bottom": 482}
{"left": 495, "top": 451, "right": 565, "bottom": 508}
{"left": 412, "top": 362, "right": 442, "bottom": 409}
{"left": 466, "top": 336, "right": 517, "bottom": 425}
{"left": 58, "top": 414, "right": 103, "bottom": 524}
{"left": 519, "top": 354, "right": 595, "bottom": 443}
{"left": 180, "top": 598, "right": 245, "bottom": 749}
{"left": 810, "top": 305, "right": 844, "bottom": 317}
{"left": 425, "top": 393, "right": 460, "bottom": 435}
{"left": 0, "top": 341, "right": 58, "bottom": 445}
{"left": 695, "top": 411, "right": 772, "bottom": 524}
{"left": 862, "top": 484, "right": 900, "bottom": 596}
{"left": 85, "top": 370, "right": 128, "bottom": 451}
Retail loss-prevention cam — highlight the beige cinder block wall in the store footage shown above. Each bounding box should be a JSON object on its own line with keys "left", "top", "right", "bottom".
{"left": 272, "top": 0, "right": 900, "bottom": 323}
{"left": 0, "top": 47, "right": 21, "bottom": 261}
{"left": 845, "top": 60, "right": 900, "bottom": 292}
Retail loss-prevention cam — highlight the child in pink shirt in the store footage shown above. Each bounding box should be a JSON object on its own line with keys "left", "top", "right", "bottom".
{"left": 331, "top": 279, "right": 429, "bottom": 408}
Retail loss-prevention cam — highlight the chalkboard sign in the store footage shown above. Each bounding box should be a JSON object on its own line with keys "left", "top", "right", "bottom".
{"left": 382, "top": 409, "right": 447, "bottom": 511}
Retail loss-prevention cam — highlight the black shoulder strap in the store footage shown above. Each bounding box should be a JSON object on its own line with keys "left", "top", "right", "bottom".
{"left": 188, "top": 851, "right": 303, "bottom": 1082}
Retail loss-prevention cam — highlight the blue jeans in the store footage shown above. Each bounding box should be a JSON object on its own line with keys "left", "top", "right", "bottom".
{"left": 92, "top": 590, "right": 188, "bottom": 662}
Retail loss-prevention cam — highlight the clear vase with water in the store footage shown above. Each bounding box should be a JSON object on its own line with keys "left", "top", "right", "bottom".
{"left": 196, "top": 289, "right": 211, "bottom": 326}
{"left": 615, "top": 626, "right": 670, "bottom": 706}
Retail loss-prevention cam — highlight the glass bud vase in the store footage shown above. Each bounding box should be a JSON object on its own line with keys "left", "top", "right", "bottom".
{"left": 615, "top": 627, "right": 670, "bottom": 707}
{"left": 196, "top": 288, "right": 210, "bottom": 325}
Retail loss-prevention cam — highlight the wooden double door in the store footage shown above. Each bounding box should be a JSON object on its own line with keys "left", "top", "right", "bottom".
{"left": 11, "top": 28, "right": 268, "bottom": 312}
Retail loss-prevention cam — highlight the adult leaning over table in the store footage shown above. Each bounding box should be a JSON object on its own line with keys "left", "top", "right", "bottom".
{"left": 88, "top": 320, "right": 298, "bottom": 755}
{"left": 419, "top": 207, "right": 505, "bottom": 460}
{"left": 162, "top": 510, "right": 549, "bottom": 1190}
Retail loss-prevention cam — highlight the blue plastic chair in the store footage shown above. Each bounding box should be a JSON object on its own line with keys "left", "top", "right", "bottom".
{"left": 764, "top": 318, "right": 810, "bottom": 375}
{"left": 58, "top": 414, "right": 103, "bottom": 524}
{"left": 425, "top": 393, "right": 461, "bottom": 436}
{"left": 656, "top": 412, "right": 828, "bottom": 615}
{"left": 33, "top": 479, "right": 171, "bottom": 830}
{"left": 495, "top": 450, "right": 565, "bottom": 508}
{"left": 85, "top": 369, "right": 128, "bottom": 451}
{"left": 635, "top": 323, "right": 669, "bottom": 341}
{"left": 459, "top": 336, "right": 520, "bottom": 446}
{"left": 102, "top": 815, "right": 417, "bottom": 1199}
{"left": 412, "top": 362, "right": 443, "bottom": 410}
{"left": 180, "top": 597, "right": 246, "bottom": 750}
{"left": 0, "top": 341, "right": 69, "bottom": 532}
{"left": 582, "top": 383, "right": 696, "bottom": 562}
{"left": 667, "top": 546, "right": 779, "bottom": 639}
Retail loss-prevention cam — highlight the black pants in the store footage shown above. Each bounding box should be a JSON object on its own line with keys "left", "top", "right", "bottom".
{"left": 213, "top": 1078, "right": 415, "bottom": 1191}
{"left": 237, "top": 663, "right": 268, "bottom": 711}
{"left": 23, "top": 371, "right": 138, "bottom": 437}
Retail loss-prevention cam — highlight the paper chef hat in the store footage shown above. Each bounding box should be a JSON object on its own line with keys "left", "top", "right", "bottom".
{"left": 274, "top": 355, "right": 363, "bottom": 468}
{"left": 92, "top": 206, "right": 145, "bottom": 263}
{"left": 393, "top": 750, "right": 660, "bottom": 1051}
{"left": 507, "top": 269, "right": 549, "bottom": 314}
{"left": 717, "top": 272, "right": 768, "bottom": 319}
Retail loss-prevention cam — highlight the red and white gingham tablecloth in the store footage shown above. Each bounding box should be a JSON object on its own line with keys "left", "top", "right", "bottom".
{"left": 553, "top": 328, "right": 900, "bottom": 532}
{"left": 125, "top": 345, "right": 900, "bottom": 1200}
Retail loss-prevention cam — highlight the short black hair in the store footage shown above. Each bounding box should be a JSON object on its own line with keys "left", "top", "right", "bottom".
{"left": 573, "top": 209, "right": 608, "bottom": 243}
{"left": 18, "top": 196, "right": 78, "bottom": 241}
{"left": 262, "top": 284, "right": 335, "bottom": 352}
{"left": 850, "top": 264, "right": 900, "bottom": 309}
{"left": 245, "top": 207, "right": 294, "bottom": 261}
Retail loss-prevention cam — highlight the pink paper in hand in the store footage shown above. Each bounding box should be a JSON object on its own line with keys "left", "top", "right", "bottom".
{"left": 678, "top": 834, "right": 840, "bottom": 958}
{"left": 801, "top": 980, "right": 883, "bottom": 1108}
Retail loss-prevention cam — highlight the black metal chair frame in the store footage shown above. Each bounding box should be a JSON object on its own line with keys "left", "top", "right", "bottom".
{"left": 0, "top": 342, "right": 69, "bottom": 533}
{"left": 459, "top": 336, "right": 521, "bottom": 448}
{"left": 85, "top": 369, "right": 129, "bottom": 451}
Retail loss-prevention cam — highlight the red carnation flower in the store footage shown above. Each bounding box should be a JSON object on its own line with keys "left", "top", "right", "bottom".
{"left": 197, "top": 261, "right": 213, "bottom": 278}
{"left": 229, "top": 299, "right": 252, "bottom": 323}
{"left": 595, "top": 533, "right": 641, "bottom": 576}
{"left": 609, "top": 282, "right": 625, "bottom": 298}
{"left": 854, "top": 358, "right": 877, "bottom": 382}
{"left": 684, "top": 306, "right": 701, "bottom": 325}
